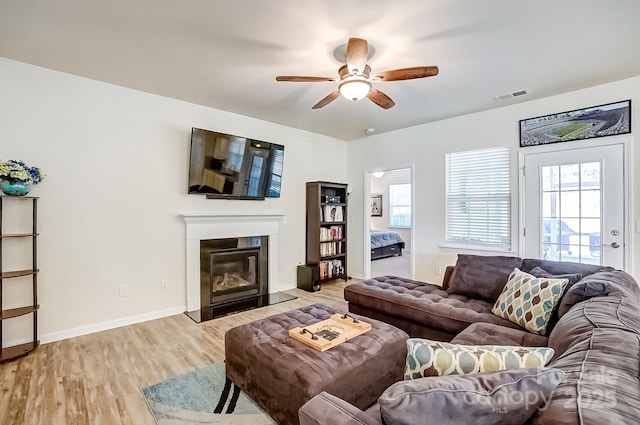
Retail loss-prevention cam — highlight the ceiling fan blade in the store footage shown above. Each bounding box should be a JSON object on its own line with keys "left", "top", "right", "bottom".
{"left": 276, "top": 76, "right": 335, "bottom": 82}
{"left": 346, "top": 38, "right": 368, "bottom": 75}
{"left": 312, "top": 91, "right": 340, "bottom": 109}
{"left": 367, "top": 89, "right": 395, "bottom": 109}
{"left": 373, "top": 66, "right": 439, "bottom": 81}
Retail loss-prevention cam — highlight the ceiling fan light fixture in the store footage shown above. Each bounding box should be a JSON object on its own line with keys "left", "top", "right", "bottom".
{"left": 338, "top": 78, "right": 371, "bottom": 101}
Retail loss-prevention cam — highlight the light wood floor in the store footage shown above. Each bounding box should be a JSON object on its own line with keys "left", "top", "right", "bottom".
{"left": 0, "top": 281, "right": 351, "bottom": 425}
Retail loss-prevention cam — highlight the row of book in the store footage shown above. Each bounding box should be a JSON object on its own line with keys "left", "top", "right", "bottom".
{"left": 319, "top": 259, "right": 345, "bottom": 280}
{"left": 320, "top": 241, "right": 344, "bottom": 257}
{"left": 320, "top": 225, "right": 343, "bottom": 242}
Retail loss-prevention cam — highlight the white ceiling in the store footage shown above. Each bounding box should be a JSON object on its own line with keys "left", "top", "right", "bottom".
{"left": 2, "top": 0, "right": 639, "bottom": 141}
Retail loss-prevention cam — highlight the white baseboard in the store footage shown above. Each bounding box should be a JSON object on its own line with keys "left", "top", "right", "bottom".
{"left": 38, "top": 305, "right": 187, "bottom": 345}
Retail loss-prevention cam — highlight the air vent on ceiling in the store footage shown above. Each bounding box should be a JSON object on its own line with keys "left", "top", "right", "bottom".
{"left": 494, "top": 89, "right": 530, "bottom": 101}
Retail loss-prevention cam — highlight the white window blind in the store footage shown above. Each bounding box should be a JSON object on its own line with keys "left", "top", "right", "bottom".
{"left": 445, "top": 146, "right": 511, "bottom": 250}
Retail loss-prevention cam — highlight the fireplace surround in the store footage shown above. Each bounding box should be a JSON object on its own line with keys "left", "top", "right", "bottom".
{"left": 181, "top": 213, "right": 295, "bottom": 322}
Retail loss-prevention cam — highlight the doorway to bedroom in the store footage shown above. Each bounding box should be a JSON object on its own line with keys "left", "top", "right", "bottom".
{"left": 367, "top": 167, "right": 413, "bottom": 279}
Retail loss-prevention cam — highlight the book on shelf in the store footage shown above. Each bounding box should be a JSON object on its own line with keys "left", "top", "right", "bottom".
{"left": 320, "top": 241, "right": 343, "bottom": 257}
{"left": 320, "top": 225, "right": 343, "bottom": 242}
{"left": 322, "top": 205, "right": 343, "bottom": 222}
{"left": 319, "top": 259, "right": 345, "bottom": 279}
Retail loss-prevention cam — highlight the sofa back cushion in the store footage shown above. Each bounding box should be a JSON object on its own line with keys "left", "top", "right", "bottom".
{"left": 380, "top": 367, "right": 565, "bottom": 425}
{"left": 527, "top": 266, "right": 582, "bottom": 286}
{"left": 521, "top": 258, "right": 612, "bottom": 277}
{"left": 447, "top": 254, "right": 523, "bottom": 301}
{"left": 557, "top": 279, "right": 611, "bottom": 318}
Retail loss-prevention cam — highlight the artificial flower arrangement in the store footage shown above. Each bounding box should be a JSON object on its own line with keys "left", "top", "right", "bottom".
{"left": 0, "top": 160, "right": 46, "bottom": 184}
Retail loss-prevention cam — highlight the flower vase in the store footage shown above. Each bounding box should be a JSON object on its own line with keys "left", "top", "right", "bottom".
{"left": 0, "top": 179, "right": 31, "bottom": 196}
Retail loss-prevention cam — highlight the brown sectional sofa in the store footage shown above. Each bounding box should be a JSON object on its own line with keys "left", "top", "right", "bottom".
{"left": 298, "top": 255, "right": 640, "bottom": 425}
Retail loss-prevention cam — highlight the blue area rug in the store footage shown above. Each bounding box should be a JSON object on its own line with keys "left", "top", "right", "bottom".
{"left": 142, "top": 362, "right": 275, "bottom": 424}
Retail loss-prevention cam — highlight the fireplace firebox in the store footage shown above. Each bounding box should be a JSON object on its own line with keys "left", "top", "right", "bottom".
{"left": 198, "top": 236, "right": 269, "bottom": 320}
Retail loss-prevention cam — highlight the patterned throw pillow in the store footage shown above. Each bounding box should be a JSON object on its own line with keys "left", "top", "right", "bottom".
{"left": 492, "top": 268, "right": 569, "bottom": 335}
{"left": 404, "top": 338, "right": 554, "bottom": 379}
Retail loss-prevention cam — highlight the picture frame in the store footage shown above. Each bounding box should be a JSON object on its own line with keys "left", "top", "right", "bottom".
{"left": 519, "top": 99, "right": 631, "bottom": 147}
{"left": 323, "top": 205, "right": 343, "bottom": 222}
{"left": 370, "top": 194, "right": 382, "bottom": 217}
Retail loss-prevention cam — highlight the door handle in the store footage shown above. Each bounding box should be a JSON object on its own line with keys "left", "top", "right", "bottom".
{"left": 606, "top": 242, "right": 621, "bottom": 249}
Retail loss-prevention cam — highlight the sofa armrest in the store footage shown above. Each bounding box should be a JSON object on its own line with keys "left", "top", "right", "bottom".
{"left": 442, "top": 265, "right": 455, "bottom": 290}
{"left": 299, "top": 392, "right": 383, "bottom": 425}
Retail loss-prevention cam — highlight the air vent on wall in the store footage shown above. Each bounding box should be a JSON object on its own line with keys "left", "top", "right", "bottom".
{"left": 494, "top": 89, "right": 530, "bottom": 101}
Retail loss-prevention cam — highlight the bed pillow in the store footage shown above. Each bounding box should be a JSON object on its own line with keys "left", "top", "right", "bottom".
{"left": 404, "top": 338, "right": 554, "bottom": 379}
{"left": 447, "top": 254, "right": 523, "bottom": 301}
{"left": 492, "top": 268, "right": 569, "bottom": 335}
{"left": 380, "top": 367, "right": 565, "bottom": 425}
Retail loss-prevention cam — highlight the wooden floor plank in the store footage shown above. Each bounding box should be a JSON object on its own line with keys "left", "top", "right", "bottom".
{"left": 0, "top": 281, "right": 351, "bottom": 424}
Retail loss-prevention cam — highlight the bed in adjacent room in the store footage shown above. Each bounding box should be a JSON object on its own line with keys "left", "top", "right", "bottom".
{"left": 370, "top": 230, "right": 405, "bottom": 260}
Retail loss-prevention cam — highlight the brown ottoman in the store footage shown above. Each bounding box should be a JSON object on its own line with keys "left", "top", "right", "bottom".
{"left": 225, "top": 303, "right": 409, "bottom": 425}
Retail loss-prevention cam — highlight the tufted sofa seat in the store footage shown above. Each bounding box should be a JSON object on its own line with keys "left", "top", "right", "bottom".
{"left": 345, "top": 275, "right": 520, "bottom": 341}
{"left": 450, "top": 321, "right": 549, "bottom": 347}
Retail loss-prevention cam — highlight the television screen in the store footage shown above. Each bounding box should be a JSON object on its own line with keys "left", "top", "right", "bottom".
{"left": 188, "top": 128, "right": 284, "bottom": 199}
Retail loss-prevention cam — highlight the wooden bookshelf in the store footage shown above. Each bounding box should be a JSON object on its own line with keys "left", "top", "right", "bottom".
{"left": 304, "top": 182, "right": 348, "bottom": 285}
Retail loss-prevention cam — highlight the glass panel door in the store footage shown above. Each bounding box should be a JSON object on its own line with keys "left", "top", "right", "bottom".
{"left": 523, "top": 144, "right": 625, "bottom": 269}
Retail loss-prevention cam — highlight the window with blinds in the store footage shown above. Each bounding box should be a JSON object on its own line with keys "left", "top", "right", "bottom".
{"left": 445, "top": 146, "right": 511, "bottom": 250}
{"left": 389, "top": 183, "right": 411, "bottom": 227}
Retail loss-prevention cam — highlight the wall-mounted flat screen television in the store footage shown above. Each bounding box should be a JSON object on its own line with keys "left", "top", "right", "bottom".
{"left": 188, "top": 128, "right": 285, "bottom": 199}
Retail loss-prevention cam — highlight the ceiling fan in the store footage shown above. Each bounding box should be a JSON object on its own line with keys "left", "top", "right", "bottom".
{"left": 276, "top": 37, "right": 439, "bottom": 109}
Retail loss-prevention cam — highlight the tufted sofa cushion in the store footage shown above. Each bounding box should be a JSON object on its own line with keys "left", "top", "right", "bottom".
{"left": 344, "top": 275, "right": 521, "bottom": 338}
{"left": 452, "top": 322, "right": 549, "bottom": 347}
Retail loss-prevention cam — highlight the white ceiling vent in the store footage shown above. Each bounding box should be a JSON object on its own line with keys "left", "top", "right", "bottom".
{"left": 494, "top": 89, "right": 530, "bottom": 101}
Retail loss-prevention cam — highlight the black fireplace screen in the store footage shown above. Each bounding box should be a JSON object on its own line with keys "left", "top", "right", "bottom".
{"left": 198, "top": 236, "right": 269, "bottom": 320}
{"left": 210, "top": 247, "right": 260, "bottom": 297}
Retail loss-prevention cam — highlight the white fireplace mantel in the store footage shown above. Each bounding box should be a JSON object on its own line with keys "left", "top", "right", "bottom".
{"left": 180, "top": 213, "right": 285, "bottom": 313}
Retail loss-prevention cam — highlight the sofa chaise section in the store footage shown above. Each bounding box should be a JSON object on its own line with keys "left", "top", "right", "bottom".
{"left": 345, "top": 275, "right": 520, "bottom": 341}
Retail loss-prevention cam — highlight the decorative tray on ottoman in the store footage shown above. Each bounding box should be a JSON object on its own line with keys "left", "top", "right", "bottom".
{"left": 288, "top": 313, "right": 372, "bottom": 351}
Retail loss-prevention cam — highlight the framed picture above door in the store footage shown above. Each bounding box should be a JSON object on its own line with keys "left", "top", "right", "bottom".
{"left": 519, "top": 99, "right": 631, "bottom": 147}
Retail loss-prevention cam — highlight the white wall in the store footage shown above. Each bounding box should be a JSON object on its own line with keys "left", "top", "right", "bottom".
{"left": 348, "top": 76, "right": 640, "bottom": 283}
{"left": 0, "top": 58, "right": 347, "bottom": 346}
